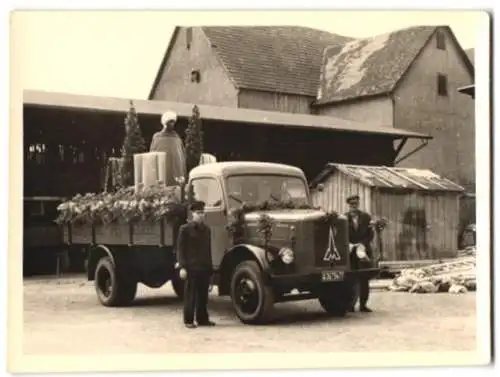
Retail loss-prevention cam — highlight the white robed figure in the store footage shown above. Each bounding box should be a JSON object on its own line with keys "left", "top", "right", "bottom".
{"left": 149, "top": 111, "right": 187, "bottom": 186}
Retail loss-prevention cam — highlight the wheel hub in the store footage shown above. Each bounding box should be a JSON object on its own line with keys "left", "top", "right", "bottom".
{"left": 97, "top": 269, "right": 113, "bottom": 297}
{"left": 235, "top": 276, "right": 259, "bottom": 314}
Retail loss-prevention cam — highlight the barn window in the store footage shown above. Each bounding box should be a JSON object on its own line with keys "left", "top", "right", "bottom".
{"left": 186, "top": 27, "right": 192, "bottom": 50}
{"left": 437, "top": 74, "right": 448, "bottom": 96}
{"left": 190, "top": 69, "right": 201, "bottom": 83}
{"left": 436, "top": 30, "right": 446, "bottom": 50}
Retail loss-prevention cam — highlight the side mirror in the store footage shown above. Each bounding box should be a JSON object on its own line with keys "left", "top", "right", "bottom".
{"left": 316, "top": 183, "right": 325, "bottom": 192}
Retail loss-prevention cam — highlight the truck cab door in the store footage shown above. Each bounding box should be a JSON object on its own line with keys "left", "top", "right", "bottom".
{"left": 190, "top": 177, "right": 230, "bottom": 270}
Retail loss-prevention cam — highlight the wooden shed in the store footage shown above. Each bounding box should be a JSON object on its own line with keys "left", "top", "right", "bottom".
{"left": 309, "top": 163, "right": 465, "bottom": 263}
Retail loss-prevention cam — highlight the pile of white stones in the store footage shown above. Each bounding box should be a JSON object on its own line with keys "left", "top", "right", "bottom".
{"left": 388, "top": 247, "right": 476, "bottom": 294}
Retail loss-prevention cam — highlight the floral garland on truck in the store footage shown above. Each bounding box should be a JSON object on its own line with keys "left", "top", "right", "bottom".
{"left": 55, "top": 183, "right": 187, "bottom": 226}
{"left": 226, "top": 200, "right": 339, "bottom": 245}
{"left": 225, "top": 199, "right": 388, "bottom": 246}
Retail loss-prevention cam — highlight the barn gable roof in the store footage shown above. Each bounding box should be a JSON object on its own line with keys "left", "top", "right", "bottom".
{"left": 314, "top": 25, "right": 474, "bottom": 105}
{"left": 310, "top": 163, "right": 464, "bottom": 192}
{"left": 149, "top": 26, "right": 354, "bottom": 99}
{"left": 201, "top": 26, "right": 354, "bottom": 97}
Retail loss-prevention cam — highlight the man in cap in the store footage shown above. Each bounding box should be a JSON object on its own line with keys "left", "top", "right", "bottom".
{"left": 176, "top": 200, "right": 216, "bottom": 328}
{"left": 345, "top": 194, "right": 375, "bottom": 312}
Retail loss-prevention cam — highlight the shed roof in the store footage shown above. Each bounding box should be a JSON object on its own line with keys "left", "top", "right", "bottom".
{"left": 23, "top": 90, "right": 431, "bottom": 140}
{"left": 310, "top": 163, "right": 464, "bottom": 192}
{"left": 315, "top": 26, "right": 474, "bottom": 105}
{"left": 201, "top": 26, "right": 354, "bottom": 97}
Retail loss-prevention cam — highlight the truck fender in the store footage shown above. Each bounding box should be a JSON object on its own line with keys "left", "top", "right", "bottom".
{"left": 217, "top": 244, "right": 271, "bottom": 296}
{"left": 87, "top": 244, "right": 115, "bottom": 281}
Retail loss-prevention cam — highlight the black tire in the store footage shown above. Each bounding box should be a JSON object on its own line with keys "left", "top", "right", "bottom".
{"left": 318, "top": 282, "right": 356, "bottom": 317}
{"left": 230, "top": 260, "right": 274, "bottom": 325}
{"left": 171, "top": 273, "right": 185, "bottom": 300}
{"left": 94, "top": 256, "right": 137, "bottom": 307}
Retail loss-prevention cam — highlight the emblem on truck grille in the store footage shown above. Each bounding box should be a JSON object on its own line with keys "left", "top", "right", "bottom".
{"left": 323, "top": 226, "right": 341, "bottom": 262}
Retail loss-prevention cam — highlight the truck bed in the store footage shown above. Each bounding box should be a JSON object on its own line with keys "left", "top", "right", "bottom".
{"left": 62, "top": 220, "right": 174, "bottom": 246}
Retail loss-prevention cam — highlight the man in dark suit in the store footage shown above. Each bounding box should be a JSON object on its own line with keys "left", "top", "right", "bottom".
{"left": 345, "top": 194, "right": 374, "bottom": 313}
{"left": 176, "top": 200, "right": 216, "bottom": 328}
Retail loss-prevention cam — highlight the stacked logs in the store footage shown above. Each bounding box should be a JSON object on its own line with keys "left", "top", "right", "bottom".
{"left": 388, "top": 247, "right": 476, "bottom": 294}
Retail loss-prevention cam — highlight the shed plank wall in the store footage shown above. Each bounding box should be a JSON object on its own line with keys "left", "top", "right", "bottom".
{"left": 311, "top": 172, "right": 371, "bottom": 214}
{"left": 373, "top": 190, "right": 459, "bottom": 261}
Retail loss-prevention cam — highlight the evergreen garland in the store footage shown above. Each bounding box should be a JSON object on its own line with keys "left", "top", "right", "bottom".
{"left": 226, "top": 200, "right": 320, "bottom": 245}
{"left": 121, "top": 101, "right": 147, "bottom": 187}
{"left": 257, "top": 214, "right": 274, "bottom": 249}
{"left": 184, "top": 105, "right": 204, "bottom": 176}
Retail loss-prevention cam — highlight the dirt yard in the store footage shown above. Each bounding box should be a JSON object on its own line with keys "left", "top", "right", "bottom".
{"left": 23, "top": 275, "right": 477, "bottom": 355}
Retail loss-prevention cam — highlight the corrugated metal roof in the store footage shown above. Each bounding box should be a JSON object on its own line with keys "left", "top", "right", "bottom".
{"left": 311, "top": 163, "right": 464, "bottom": 192}
{"left": 23, "top": 90, "right": 432, "bottom": 140}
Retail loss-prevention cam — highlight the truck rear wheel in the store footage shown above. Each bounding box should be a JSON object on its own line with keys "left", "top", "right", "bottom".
{"left": 95, "top": 256, "right": 137, "bottom": 307}
{"left": 230, "top": 260, "right": 274, "bottom": 325}
{"left": 318, "top": 282, "right": 355, "bottom": 317}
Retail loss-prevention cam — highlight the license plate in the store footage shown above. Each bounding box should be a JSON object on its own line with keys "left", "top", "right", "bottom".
{"left": 321, "top": 270, "right": 344, "bottom": 282}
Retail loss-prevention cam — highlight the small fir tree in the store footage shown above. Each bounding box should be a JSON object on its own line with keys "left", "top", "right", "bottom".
{"left": 184, "top": 105, "right": 204, "bottom": 176}
{"left": 120, "top": 101, "right": 147, "bottom": 187}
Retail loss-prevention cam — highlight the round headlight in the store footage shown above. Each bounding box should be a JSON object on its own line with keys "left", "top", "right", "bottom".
{"left": 279, "top": 247, "right": 295, "bottom": 264}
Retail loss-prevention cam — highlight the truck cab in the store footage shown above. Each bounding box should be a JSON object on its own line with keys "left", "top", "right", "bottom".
{"left": 186, "top": 161, "right": 379, "bottom": 324}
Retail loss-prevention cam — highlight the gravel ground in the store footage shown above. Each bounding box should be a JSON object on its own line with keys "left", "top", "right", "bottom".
{"left": 23, "top": 275, "right": 477, "bottom": 355}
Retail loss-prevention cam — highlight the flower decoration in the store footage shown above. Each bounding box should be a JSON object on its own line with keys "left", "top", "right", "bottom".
{"left": 225, "top": 200, "right": 319, "bottom": 245}
{"left": 323, "top": 211, "right": 339, "bottom": 223}
{"left": 257, "top": 214, "right": 274, "bottom": 248}
{"left": 55, "top": 184, "right": 187, "bottom": 226}
{"left": 371, "top": 217, "right": 389, "bottom": 232}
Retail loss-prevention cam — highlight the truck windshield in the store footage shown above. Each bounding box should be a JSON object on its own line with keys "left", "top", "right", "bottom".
{"left": 226, "top": 175, "right": 309, "bottom": 209}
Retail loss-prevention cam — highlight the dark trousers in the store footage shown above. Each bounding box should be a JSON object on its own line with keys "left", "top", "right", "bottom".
{"left": 351, "top": 277, "right": 370, "bottom": 308}
{"left": 349, "top": 243, "right": 372, "bottom": 309}
{"left": 183, "top": 270, "right": 211, "bottom": 324}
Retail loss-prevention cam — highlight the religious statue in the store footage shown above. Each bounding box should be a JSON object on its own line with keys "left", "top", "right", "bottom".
{"left": 149, "top": 111, "right": 187, "bottom": 187}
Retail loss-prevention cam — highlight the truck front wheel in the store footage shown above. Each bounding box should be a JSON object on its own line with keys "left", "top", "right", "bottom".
{"left": 95, "top": 256, "right": 137, "bottom": 307}
{"left": 230, "top": 260, "right": 274, "bottom": 325}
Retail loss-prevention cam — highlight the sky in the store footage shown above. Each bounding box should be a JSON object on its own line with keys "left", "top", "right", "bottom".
{"left": 13, "top": 10, "right": 484, "bottom": 100}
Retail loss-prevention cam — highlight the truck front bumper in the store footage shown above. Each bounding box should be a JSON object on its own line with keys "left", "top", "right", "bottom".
{"left": 266, "top": 267, "right": 381, "bottom": 291}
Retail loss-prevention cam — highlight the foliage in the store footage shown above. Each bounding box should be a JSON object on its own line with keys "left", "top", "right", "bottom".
{"left": 55, "top": 184, "right": 187, "bottom": 226}
{"left": 226, "top": 200, "right": 320, "bottom": 245}
{"left": 371, "top": 217, "right": 389, "bottom": 232}
{"left": 184, "top": 105, "right": 204, "bottom": 175}
{"left": 120, "top": 101, "right": 147, "bottom": 187}
{"left": 323, "top": 211, "right": 339, "bottom": 223}
{"left": 257, "top": 214, "right": 274, "bottom": 248}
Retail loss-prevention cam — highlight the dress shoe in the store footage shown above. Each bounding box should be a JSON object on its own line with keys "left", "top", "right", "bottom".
{"left": 197, "top": 320, "right": 216, "bottom": 327}
{"left": 185, "top": 323, "right": 197, "bottom": 329}
{"left": 360, "top": 306, "right": 372, "bottom": 313}
{"left": 347, "top": 307, "right": 355, "bottom": 313}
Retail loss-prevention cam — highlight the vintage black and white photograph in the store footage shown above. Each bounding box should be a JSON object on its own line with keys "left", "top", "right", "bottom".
{"left": 7, "top": 8, "right": 491, "bottom": 373}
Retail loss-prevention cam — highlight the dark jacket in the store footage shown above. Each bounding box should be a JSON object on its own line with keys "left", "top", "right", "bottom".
{"left": 345, "top": 210, "right": 374, "bottom": 254}
{"left": 176, "top": 221, "right": 213, "bottom": 272}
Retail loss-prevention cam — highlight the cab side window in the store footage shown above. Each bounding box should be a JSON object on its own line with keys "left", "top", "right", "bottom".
{"left": 191, "top": 178, "right": 224, "bottom": 208}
